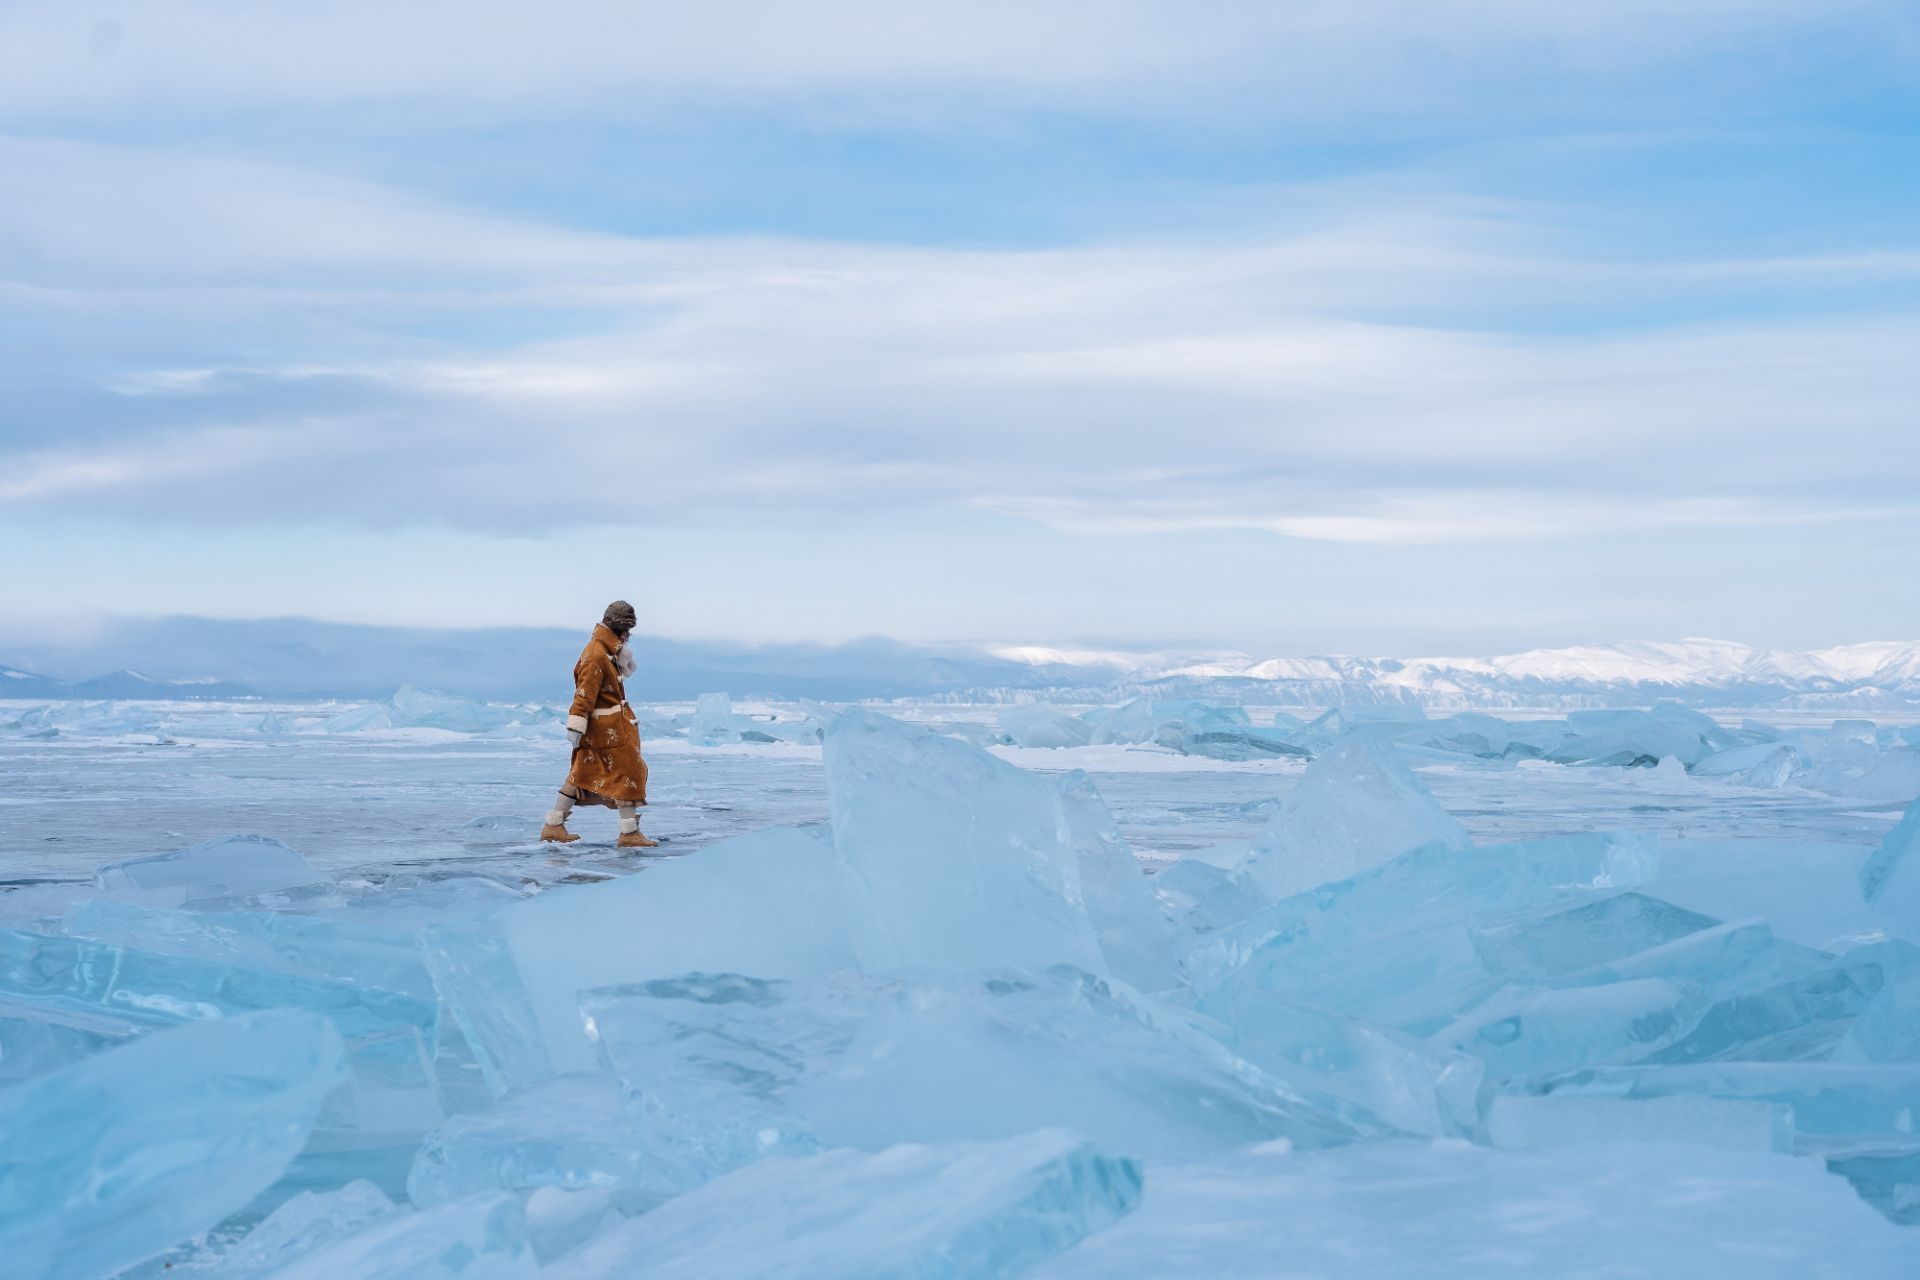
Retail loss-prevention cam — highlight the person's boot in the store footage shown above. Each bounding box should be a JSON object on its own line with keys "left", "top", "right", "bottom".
{"left": 617, "top": 831, "right": 659, "bottom": 849}
{"left": 540, "top": 823, "right": 580, "bottom": 844}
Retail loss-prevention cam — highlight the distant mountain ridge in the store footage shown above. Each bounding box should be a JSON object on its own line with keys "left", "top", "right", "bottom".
{"left": 2, "top": 621, "right": 1917, "bottom": 709}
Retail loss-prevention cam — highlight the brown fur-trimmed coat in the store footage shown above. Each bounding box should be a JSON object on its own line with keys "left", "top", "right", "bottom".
{"left": 564, "top": 624, "right": 648, "bottom": 807}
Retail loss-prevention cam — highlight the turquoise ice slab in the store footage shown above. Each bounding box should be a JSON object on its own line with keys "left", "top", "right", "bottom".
{"left": 423, "top": 825, "right": 858, "bottom": 1096}
{"left": 64, "top": 898, "right": 434, "bottom": 998}
{"left": 564, "top": 1130, "right": 1141, "bottom": 1280}
{"left": 1187, "top": 832, "right": 1661, "bottom": 1033}
{"left": 408, "top": 1073, "right": 675, "bottom": 1208}
{"left": 1861, "top": 796, "right": 1920, "bottom": 938}
{"left": 1239, "top": 734, "right": 1470, "bottom": 903}
{"left": 1506, "top": 1062, "right": 1920, "bottom": 1139}
{"left": 0, "top": 1009, "right": 346, "bottom": 1280}
{"left": 1552, "top": 918, "right": 1830, "bottom": 997}
{"left": 583, "top": 966, "right": 1381, "bottom": 1177}
{"left": 92, "top": 833, "right": 329, "bottom": 905}
{"left": 822, "top": 710, "right": 1111, "bottom": 977}
{"left": 258, "top": 1192, "right": 539, "bottom": 1279}
{"left": 1486, "top": 1094, "right": 1794, "bottom": 1153}
{"left": 1644, "top": 942, "right": 1914, "bottom": 1064}
{"left": 1028, "top": 1139, "right": 1915, "bottom": 1279}
{"left": 1195, "top": 982, "right": 1482, "bottom": 1136}
{"left": 1469, "top": 893, "right": 1720, "bottom": 978}
{"left": 0, "top": 927, "right": 436, "bottom": 1041}
{"left": 1433, "top": 978, "right": 1709, "bottom": 1078}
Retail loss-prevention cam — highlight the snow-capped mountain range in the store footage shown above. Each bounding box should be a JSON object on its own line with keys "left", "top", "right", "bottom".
{"left": 991, "top": 638, "right": 1920, "bottom": 710}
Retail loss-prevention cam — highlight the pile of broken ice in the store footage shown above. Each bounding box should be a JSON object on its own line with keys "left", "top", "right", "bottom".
{"left": 4, "top": 712, "right": 1919, "bottom": 1276}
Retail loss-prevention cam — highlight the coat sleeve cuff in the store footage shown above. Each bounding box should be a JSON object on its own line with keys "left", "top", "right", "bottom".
{"left": 566, "top": 714, "right": 589, "bottom": 734}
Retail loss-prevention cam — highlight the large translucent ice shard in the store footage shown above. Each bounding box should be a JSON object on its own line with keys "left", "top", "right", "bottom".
{"left": 690, "top": 691, "right": 737, "bottom": 744}
{"left": 64, "top": 898, "right": 434, "bottom": 998}
{"left": 823, "top": 710, "right": 1110, "bottom": 976}
{"left": 1055, "top": 770, "right": 1179, "bottom": 991}
{"left": 262, "top": 1193, "right": 539, "bottom": 1279}
{"left": 408, "top": 1074, "right": 676, "bottom": 1209}
{"left": 1433, "top": 979, "right": 1709, "bottom": 1078}
{"left": 1197, "top": 982, "right": 1482, "bottom": 1135}
{"left": 1860, "top": 795, "right": 1920, "bottom": 938}
{"left": 1552, "top": 918, "right": 1830, "bottom": 998}
{"left": 1543, "top": 705, "right": 1733, "bottom": 767}
{"left": 92, "top": 833, "right": 328, "bottom": 906}
{"left": 0, "top": 927, "right": 436, "bottom": 1041}
{"left": 1189, "top": 833, "right": 1660, "bottom": 1033}
{"left": 1645, "top": 941, "right": 1916, "bottom": 1064}
{"left": 1240, "top": 735, "right": 1469, "bottom": 902}
{"left": 1508, "top": 1062, "right": 1920, "bottom": 1139}
{"left": 0, "top": 1010, "right": 346, "bottom": 1280}
{"left": 1031, "top": 1139, "right": 1916, "bottom": 1279}
{"left": 1486, "top": 1094, "right": 1793, "bottom": 1152}
{"left": 583, "top": 967, "right": 1380, "bottom": 1171}
{"left": 0, "top": 1010, "right": 126, "bottom": 1085}
{"left": 1652, "top": 837, "right": 1882, "bottom": 951}
{"left": 1692, "top": 741, "right": 1803, "bottom": 788}
{"left": 1469, "top": 893, "right": 1721, "bottom": 980}
{"left": 1834, "top": 953, "right": 1920, "bottom": 1061}
{"left": 423, "top": 826, "right": 858, "bottom": 1094}
{"left": 564, "top": 1131, "right": 1141, "bottom": 1280}
{"left": 215, "top": 1179, "right": 400, "bottom": 1276}
{"left": 998, "top": 703, "right": 1094, "bottom": 748}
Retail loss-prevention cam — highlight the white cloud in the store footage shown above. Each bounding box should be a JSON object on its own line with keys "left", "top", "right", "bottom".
{"left": 0, "top": 1, "right": 1907, "bottom": 128}
{"left": 2, "top": 134, "right": 1918, "bottom": 545}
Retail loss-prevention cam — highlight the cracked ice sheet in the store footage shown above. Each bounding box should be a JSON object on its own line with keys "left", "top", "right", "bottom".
{"left": 1029, "top": 1139, "right": 1918, "bottom": 1280}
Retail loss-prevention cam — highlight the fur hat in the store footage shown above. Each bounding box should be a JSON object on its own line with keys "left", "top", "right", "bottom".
{"left": 602, "top": 600, "right": 637, "bottom": 635}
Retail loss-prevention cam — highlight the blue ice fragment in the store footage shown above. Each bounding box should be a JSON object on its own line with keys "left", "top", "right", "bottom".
{"left": 1860, "top": 795, "right": 1920, "bottom": 938}
{"left": 423, "top": 826, "right": 858, "bottom": 1095}
{"left": 1196, "top": 982, "right": 1482, "bottom": 1136}
{"left": 824, "top": 710, "right": 1111, "bottom": 976}
{"left": 1651, "top": 837, "right": 1882, "bottom": 951}
{"left": 690, "top": 691, "right": 738, "bottom": 744}
{"left": 93, "top": 834, "right": 328, "bottom": 906}
{"left": 64, "top": 898, "right": 434, "bottom": 998}
{"left": 1433, "top": 979, "right": 1709, "bottom": 1078}
{"left": 998, "top": 703, "right": 1094, "bottom": 748}
{"left": 1551, "top": 918, "right": 1830, "bottom": 998}
{"left": 1055, "top": 770, "right": 1179, "bottom": 991}
{"left": 1544, "top": 705, "right": 1733, "bottom": 767}
{"left": 260, "top": 1192, "right": 539, "bottom": 1279}
{"left": 565, "top": 1131, "right": 1141, "bottom": 1280}
{"left": 1643, "top": 942, "right": 1913, "bottom": 1064}
{"left": 583, "top": 967, "right": 1381, "bottom": 1171}
{"left": 1469, "top": 893, "right": 1721, "bottom": 979}
{"left": 1691, "top": 741, "right": 1803, "bottom": 788}
{"left": 0, "top": 927, "right": 436, "bottom": 1042}
{"left": 0, "top": 1010, "right": 346, "bottom": 1280}
{"left": 1240, "top": 735, "right": 1469, "bottom": 902}
{"left": 1188, "top": 833, "right": 1661, "bottom": 1033}
{"left": 1834, "top": 949, "right": 1920, "bottom": 1062}
{"left": 1826, "top": 1147, "right": 1920, "bottom": 1225}
{"left": 214, "top": 1179, "right": 400, "bottom": 1276}
{"left": 408, "top": 1074, "right": 674, "bottom": 1209}
{"left": 1486, "top": 1094, "right": 1793, "bottom": 1153}
{"left": 1508, "top": 1062, "right": 1920, "bottom": 1140}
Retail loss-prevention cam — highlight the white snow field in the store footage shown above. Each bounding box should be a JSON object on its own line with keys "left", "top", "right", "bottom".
{"left": 2, "top": 693, "right": 1919, "bottom": 1277}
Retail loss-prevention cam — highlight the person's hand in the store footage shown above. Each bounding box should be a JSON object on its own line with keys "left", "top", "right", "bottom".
{"left": 568, "top": 728, "right": 583, "bottom": 749}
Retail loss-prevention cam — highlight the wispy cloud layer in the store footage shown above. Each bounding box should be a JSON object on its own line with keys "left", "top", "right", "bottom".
{"left": 0, "top": 2, "right": 1916, "bottom": 643}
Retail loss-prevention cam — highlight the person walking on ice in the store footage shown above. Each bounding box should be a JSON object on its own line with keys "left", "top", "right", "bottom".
{"left": 541, "top": 600, "right": 657, "bottom": 847}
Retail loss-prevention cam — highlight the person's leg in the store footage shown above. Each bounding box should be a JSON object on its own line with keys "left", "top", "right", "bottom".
{"left": 541, "top": 786, "right": 581, "bottom": 842}
{"left": 616, "top": 801, "right": 658, "bottom": 848}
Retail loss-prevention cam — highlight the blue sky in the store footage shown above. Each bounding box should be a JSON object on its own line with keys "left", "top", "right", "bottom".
{"left": 2, "top": 1, "right": 1918, "bottom": 655}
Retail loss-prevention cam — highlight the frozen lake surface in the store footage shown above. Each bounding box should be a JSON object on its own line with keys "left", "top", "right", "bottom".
{"left": 3, "top": 700, "right": 1912, "bottom": 887}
